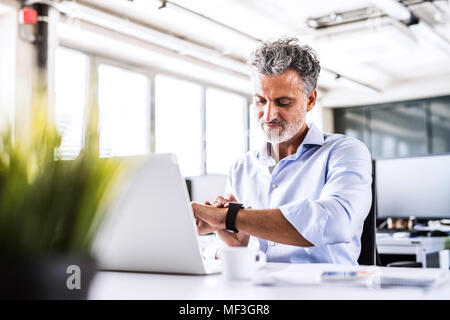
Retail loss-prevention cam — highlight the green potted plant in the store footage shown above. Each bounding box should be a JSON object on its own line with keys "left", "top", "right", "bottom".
{"left": 0, "top": 89, "right": 123, "bottom": 299}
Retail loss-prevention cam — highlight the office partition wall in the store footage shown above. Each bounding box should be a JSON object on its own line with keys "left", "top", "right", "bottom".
{"left": 334, "top": 96, "right": 450, "bottom": 159}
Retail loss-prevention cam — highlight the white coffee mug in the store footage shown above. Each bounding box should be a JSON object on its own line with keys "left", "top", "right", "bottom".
{"left": 221, "top": 247, "right": 267, "bottom": 281}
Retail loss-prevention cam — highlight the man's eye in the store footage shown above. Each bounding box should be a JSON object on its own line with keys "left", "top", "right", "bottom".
{"left": 255, "top": 99, "right": 266, "bottom": 105}
{"left": 277, "top": 101, "right": 291, "bottom": 107}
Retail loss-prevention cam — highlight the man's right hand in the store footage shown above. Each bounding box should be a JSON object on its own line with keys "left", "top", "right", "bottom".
{"left": 209, "top": 194, "right": 250, "bottom": 248}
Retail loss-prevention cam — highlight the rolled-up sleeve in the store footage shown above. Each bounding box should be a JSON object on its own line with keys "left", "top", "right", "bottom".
{"left": 279, "top": 138, "right": 372, "bottom": 247}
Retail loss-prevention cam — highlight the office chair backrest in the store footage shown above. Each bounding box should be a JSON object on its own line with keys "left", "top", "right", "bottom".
{"left": 358, "top": 160, "right": 377, "bottom": 265}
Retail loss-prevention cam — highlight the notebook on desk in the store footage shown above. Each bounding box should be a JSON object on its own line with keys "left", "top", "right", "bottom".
{"left": 377, "top": 268, "right": 448, "bottom": 287}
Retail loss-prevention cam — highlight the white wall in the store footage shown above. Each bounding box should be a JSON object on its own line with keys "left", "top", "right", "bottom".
{"left": 320, "top": 74, "right": 450, "bottom": 109}
{"left": 0, "top": 4, "right": 16, "bottom": 131}
{"left": 0, "top": 0, "right": 40, "bottom": 139}
{"left": 306, "top": 101, "right": 323, "bottom": 132}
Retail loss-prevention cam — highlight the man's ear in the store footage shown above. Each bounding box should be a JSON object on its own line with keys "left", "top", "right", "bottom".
{"left": 306, "top": 89, "right": 317, "bottom": 112}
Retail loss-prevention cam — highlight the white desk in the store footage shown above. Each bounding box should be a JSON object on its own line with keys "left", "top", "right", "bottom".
{"left": 88, "top": 263, "right": 450, "bottom": 300}
{"left": 377, "top": 235, "right": 449, "bottom": 267}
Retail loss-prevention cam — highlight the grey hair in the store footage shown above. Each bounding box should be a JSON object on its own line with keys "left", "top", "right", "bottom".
{"left": 247, "top": 37, "right": 321, "bottom": 94}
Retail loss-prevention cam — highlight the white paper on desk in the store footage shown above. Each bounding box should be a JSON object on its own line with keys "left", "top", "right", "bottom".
{"left": 254, "top": 264, "right": 359, "bottom": 286}
{"left": 258, "top": 267, "right": 321, "bottom": 286}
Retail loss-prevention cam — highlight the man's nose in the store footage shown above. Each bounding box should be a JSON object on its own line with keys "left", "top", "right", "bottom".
{"left": 264, "top": 102, "right": 278, "bottom": 122}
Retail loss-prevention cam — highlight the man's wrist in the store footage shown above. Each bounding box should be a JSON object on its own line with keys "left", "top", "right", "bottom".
{"left": 218, "top": 207, "right": 228, "bottom": 229}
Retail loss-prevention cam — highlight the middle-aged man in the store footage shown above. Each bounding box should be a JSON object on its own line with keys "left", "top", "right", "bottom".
{"left": 191, "top": 37, "right": 372, "bottom": 265}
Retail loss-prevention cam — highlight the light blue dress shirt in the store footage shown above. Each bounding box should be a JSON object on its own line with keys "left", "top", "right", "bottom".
{"left": 225, "top": 122, "right": 372, "bottom": 265}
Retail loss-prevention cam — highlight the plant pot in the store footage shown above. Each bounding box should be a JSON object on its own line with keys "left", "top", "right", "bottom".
{"left": 0, "top": 255, "right": 97, "bottom": 300}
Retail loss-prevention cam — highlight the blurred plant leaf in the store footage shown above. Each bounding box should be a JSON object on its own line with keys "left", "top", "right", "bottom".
{"left": 0, "top": 82, "right": 123, "bottom": 257}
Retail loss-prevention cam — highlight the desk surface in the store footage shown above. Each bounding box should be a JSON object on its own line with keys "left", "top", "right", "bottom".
{"left": 377, "top": 234, "right": 449, "bottom": 246}
{"left": 89, "top": 263, "right": 450, "bottom": 300}
{"left": 376, "top": 235, "right": 449, "bottom": 260}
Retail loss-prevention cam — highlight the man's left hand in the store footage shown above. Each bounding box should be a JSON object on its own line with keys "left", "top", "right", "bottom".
{"left": 191, "top": 201, "right": 227, "bottom": 235}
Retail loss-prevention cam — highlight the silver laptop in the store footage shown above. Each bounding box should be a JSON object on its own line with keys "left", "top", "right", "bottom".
{"left": 93, "top": 153, "right": 221, "bottom": 275}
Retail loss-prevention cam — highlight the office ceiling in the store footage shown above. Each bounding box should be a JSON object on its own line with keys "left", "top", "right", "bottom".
{"left": 76, "top": 0, "right": 450, "bottom": 100}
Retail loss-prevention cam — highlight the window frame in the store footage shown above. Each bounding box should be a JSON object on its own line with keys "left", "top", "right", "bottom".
{"left": 96, "top": 56, "right": 153, "bottom": 157}
{"left": 57, "top": 44, "right": 252, "bottom": 175}
{"left": 54, "top": 46, "right": 91, "bottom": 159}
{"left": 204, "top": 86, "right": 249, "bottom": 175}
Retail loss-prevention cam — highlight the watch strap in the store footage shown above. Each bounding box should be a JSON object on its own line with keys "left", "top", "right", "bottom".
{"left": 225, "top": 202, "right": 243, "bottom": 233}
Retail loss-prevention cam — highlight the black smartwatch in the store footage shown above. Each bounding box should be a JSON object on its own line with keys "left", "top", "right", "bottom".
{"left": 225, "top": 202, "right": 244, "bottom": 233}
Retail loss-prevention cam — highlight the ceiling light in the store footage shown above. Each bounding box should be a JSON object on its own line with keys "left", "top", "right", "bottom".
{"left": 410, "top": 21, "right": 450, "bottom": 56}
{"left": 371, "top": 0, "right": 412, "bottom": 21}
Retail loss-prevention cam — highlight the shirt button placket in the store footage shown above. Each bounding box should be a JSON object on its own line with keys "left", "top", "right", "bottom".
{"left": 268, "top": 176, "right": 277, "bottom": 250}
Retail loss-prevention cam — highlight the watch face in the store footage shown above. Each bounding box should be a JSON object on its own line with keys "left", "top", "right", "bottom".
{"left": 225, "top": 228, "right": 238, "bottom": 234}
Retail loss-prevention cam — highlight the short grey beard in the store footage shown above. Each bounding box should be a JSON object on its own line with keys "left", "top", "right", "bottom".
{"left": 260, "top": 118, "right": 303, "bottom": 144}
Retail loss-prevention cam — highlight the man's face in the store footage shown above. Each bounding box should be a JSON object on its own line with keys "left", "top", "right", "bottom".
{"left": 252, "top": 70, "right": 316, "bottom": 144}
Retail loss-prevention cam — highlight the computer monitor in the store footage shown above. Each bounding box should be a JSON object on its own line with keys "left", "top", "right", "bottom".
{"left": 375, "top": 154, "right": 450, "bottom": 220}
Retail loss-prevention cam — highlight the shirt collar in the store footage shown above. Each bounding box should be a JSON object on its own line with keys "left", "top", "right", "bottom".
{"left": 257, "top": 141, "right": 277, "bottom": 167}
{"left": 301, "top": 122, "right": 325, "bottom": 147}
{"left": 257, "top": 122, "right": 324, "bottom": 164}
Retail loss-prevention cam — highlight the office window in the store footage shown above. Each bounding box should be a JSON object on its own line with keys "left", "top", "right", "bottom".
{"left": 206, "top": 88, "right": 246, "bottom": 174}
{"left": 98, "top": 64, "right": 150, "bottom": 157}
{"left": 370, "top": 103, "right": 427, "bottom": 158}
{"left": 155, "top": 75, "right": 202, "bottom": 176}
{"left": 54, "top": 47, "right": 88, "bottom": 159}
{"left": 334, "top": 108, "right": 370, "bottom": 149}
{"left": 430, "top": 98, "right": 450, "bottom": 153}
{"left": 333, "top": 96, "right": 450, "bottom": 159}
